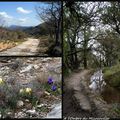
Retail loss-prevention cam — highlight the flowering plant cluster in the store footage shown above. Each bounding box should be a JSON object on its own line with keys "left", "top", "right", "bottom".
{"left": 19, "top": 87, "right": 32, "bottom": 94}
{"left": 48, "top": 77, "right": 57, "bottom": 91}
{"left": 0, "top": 78, "right": 4, "bottom": 85}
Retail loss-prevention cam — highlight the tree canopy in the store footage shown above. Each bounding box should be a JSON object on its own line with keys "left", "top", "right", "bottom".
{"left": 63, "top": 1, "right": 120, "bottom": 74}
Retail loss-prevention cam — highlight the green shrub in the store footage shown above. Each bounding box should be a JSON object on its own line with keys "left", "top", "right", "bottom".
{"left": 103, "top": 64, "right": 120, "bottom": 88}
{"left": 103, "top": 64, "right": 120, "bottom": 77}
{"left": 19, "top": 87, "right": 39, "bottom": 107}
{"left": 7, "top": 96, "right": 18, "bottom": 109}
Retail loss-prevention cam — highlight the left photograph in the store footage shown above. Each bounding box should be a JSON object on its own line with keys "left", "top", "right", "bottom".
{"left": 0, "top": 57, "right": 62, "bottom": 118}
{"left": 0, "top": 1, "right": 61, "bottom": 56}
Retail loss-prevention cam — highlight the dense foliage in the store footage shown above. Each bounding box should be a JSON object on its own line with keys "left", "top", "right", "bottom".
{"left": 63, "top": 1, "right": 120, "bottom": 74}
{"left": 0, "top": 27, "right": 27, "bottom": 42}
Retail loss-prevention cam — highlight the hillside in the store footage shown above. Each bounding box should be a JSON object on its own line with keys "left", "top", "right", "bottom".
{"left": 6, "top": 22, "right": 50, "bottom": 37}
{"left": 7, "top": 25, "right": 31, "bottom": 31}
{"left": 23, "top": 22, "right": 49, "bottom": 37}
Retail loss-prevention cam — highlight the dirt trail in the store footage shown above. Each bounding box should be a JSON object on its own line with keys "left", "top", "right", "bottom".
{"left": 63, "top": 70, "right": 94, "bottom": 118}
{"left": 0, "top": 38, "right": 40, "bottom": 56}
{"left": 64, "top": 70, "right": 89, "bottom": 90}
{"left": 63, "top": 70, "right": 116, "bottom": 118}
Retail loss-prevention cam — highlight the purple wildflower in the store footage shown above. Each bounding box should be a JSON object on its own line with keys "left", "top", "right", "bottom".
{"left": 48, "top": 77, "right": 53, "bottom": 84}
{"left": 51, "top": 85, "right": 57, "bottom": 91}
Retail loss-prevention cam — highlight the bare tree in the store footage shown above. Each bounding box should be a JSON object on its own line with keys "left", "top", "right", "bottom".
{"left": 36, "top": 2, "right": 61, "bottom": 46}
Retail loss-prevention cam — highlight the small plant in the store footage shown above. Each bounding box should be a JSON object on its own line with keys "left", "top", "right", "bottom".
{"left": 19, "top": 87, "right": 38, "bottom": 106}
{"left": 47, "top": 77, "right": 56, "bottom": 92}
{"left": 25, "top": 88, "right": 32, "bottom": 94}
{"left": 7, "top": 95, "right": 18, "bottom": 109}
{"left": 19, "top": 87, "right": 32, "bottom": 94}
{"left": 30, "top": 95, "right": 38, "bottom": 107}
{"left": 48, "top": 77, "right": 53, "bottom": 84}
{"left": 19, "top": 87, "right": 32, "bottom": 99}
{"left": 41, "top": 77, "right": 62, "bottom": 96}
{"left": 51, "top": 85, "right": 57, "bottom": 91}
{"left": 0, "top": 78, "right": 20, "bottom": 109}
{"left": 0, "top": 107, "right": 12, "bottom": 118}
{"left": 0, "top": 78, "right": 4, "bottom": 84}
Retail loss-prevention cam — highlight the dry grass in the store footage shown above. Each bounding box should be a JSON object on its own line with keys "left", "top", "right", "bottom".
{"left": 0, "top": 39, "right": 26, "bottom": 52}
{"left": 36, "top": 72, "right": 50, "bottom": 84}
{"left": 0, "top": 42, "right": 16, "bottom": 51}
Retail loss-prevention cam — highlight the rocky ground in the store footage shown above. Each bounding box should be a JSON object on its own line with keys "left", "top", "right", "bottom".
{"left": 63, "top": 69, "right": 120, "bottom": 119}
{"left": 0, "top": 57, "right": 61, "bottom": 118}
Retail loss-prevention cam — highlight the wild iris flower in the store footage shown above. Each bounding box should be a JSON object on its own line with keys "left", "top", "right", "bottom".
{"left": 51, "top": 85, "right": 57, "bottom": 91}
{"left": 48, "top": 77, "right": 53, "bottom": 84}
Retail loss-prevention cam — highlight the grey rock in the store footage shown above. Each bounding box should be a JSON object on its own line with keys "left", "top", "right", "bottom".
{"left": 33, "top": 65, "right": 39, "bottom": 69}
{"left": 41, "top": 58, "right": 52, "bottom": 62}
{"left": 6, "top": 77, "right": 16, "bottom": 85}
{"left": 5, "top": 112, "right": 13, "bottom": 118}
{"left": 37, "top": 104, "right": 48, "bottom": 108}
{"left": 15, "top": 112, "right": 26, "bottom": 118}
{"left": 9, "top": 61, "right": 20, "bottom": 70}
{"left": 46, "top": 103, "right": 61, "bottom": 118}
{"left": 17, "top": 100, "right": 24, "bottom": 108}
{"left": 89, "top": 70, "right": 106, "bottom": 92}
{"left": 26, "top": 109, "right": 37, "bottom": 116}
{"left": 22, "top": 109, "right": 27, "bottom": 112}
{"left": 0, "top": 57, "right": 12, "bottom": 63}
{"left": 20, "top": 64, "right": 33, "bottom": 73}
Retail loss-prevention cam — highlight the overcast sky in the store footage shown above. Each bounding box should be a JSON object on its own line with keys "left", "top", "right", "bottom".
{"left": 0, "top": 2, "right": 48, "bottom": 27}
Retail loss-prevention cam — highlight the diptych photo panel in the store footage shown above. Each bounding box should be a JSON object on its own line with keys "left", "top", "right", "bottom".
{"left": 0, "top": 0, "right": 120, "bottom": 119}
{"left": 0, "top": 0, "right": 62, "bottom": 119}
{"left": 63, "top": 1, "right": 120, "bottom": 120}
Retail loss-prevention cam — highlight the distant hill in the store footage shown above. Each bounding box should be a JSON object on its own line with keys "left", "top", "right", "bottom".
{"left": 6, "top": 22, "right": 50, "bottom": 37}
{"left": 23, "top": 22, "right": 49, "bottom": 37}
{"left": 7, "top": 25, "right": 31, "bottom": 30}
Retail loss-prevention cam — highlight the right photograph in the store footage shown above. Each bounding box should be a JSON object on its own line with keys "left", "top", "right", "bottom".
{"left": 63, "top": 1, "right": 120, "bottom": 119}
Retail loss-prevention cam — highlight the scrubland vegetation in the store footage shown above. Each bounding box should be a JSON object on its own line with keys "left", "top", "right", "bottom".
{"left": 0, "top": 27, "right": 27, "bottom": 51}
